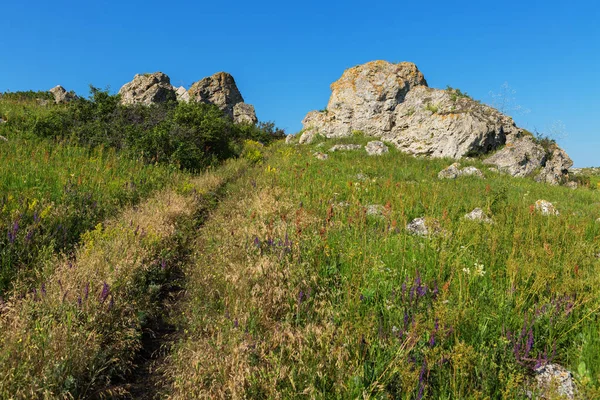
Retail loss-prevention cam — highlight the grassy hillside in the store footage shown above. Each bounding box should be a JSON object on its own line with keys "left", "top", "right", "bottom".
{"left": 165, "top": 137, "right": 600, "bottom": 399}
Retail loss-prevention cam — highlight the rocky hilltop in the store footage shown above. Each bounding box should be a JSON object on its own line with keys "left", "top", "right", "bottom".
{"left": 118, "top": 71, "right": 257, "bottom": 125}
{"left": 300, "top": 60, "right": 572, "bottom": 185}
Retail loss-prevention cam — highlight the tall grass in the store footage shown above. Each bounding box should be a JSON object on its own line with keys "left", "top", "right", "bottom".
{"left": 0, "top": 136, "right": 180, "bottom": 294}
{"left": 166, "top": 139, "right": 600, "bottom": 398}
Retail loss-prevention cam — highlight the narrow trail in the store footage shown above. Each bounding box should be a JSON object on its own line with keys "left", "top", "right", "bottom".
{"left": 98, "top": 163, "right": 248, "bottom": 400}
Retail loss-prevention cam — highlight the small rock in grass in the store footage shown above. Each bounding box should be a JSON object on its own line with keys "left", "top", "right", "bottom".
{"left": 329, "top": 144, "right": 362, "bottom": 152}
{"left": 533, "top": 363, "right": 576, "bottom": 399}
{"left": 461, "top": 166, "right": 484, "bottom": 178}
{"left": 535, "top": 200, "right": 559, "bottom": 216}
{"left": 406, "top": 217, "right": 443, "bottom": 236}
{"left": 464, "top": 208, "right": 493, "bottom": 224}
{"left": 365, "top": 141, "right": 389, "bottom": 156}
{"left": 438, "top": 163, "right": 461, "bottom": 179}
{"left": 356, "top": 173, "right": 368, "bottom": 181}
{"left": 488, "top": 167, "right": 499, "bottom": 173}
{"left": 564, "top": 181, "right": 578, "bottom": 189}
{"left": 314, "top": 152, "right": 328, "bottom": 160}
{"left": 285, "top": 134, "right": 296, "bottom": 144}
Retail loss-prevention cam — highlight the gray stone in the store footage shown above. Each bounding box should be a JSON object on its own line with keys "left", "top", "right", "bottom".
{"left": 233, "top": 102, "right": 258, "bottom": 125}
{"left": 565, "top": 181, "right": 578, "bottom": 189}
{"left": 285, "top": 134, "right": 296, "bottom": 144}
{"left": 461, "top": 166, "right": 484, "bottom": 178}
{"left": 329, "top": 144, "right": 362, "bottom": 152}
{"left": 483, "top": 136, "right": 546, "bottom": 177}
{"left": 406, "top": 217, "right": 442, "bottom": 236}
{"left": 438, "top": 163, "right": 462, "bottom": 179}
{"left": 534, "top": 363, "right": 576, "bottom": 399}
{"left": 365, "top": 141, "right": 389, "bottom": 156}
{"left": 188, "top": 72, "right": 246, "bottom": 119}
{"left": 464, "top": 208, "right": 493, "bottom": 224}
{"left": 535, "top": 200, "right": 559, "bottom": 216}
{"left": 535, "top": 145, "right": 574, "bottom": 185}
{"left": 299, "top": 130, "right": 319, "bottom": 145}
{"left": 314, "top": 152, "right": 328, "bottom": 160}
{"left": 49, "top": 85, "right": 77, "bottom": 104}
{"left": 119, "top": 72, "right": 176, "bottom": 105}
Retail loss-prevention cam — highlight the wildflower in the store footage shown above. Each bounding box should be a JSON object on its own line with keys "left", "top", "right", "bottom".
{"left": 474, "top": 262, "right": 485, "bottom": 276}
{"left": 462, "top": 267, "right": 470, "bottom": 275}
{"left": 99, "top": 282, "right": 110, "bottom": 303}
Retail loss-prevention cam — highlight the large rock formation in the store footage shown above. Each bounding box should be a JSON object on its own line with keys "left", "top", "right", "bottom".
{"left": 301, "top": 60, "right": 572, "bottom": 184}
{"left": 188, "top": 72, "right": 257, "bottom": 124}
{"left": 49, "top": 85, "right": 77, "bottom": 104}
{"left": 119, "top": 72, "right": 177, "bottom": 105}
{"left": 119, "top": 71, "right": 258, "bottom": 124}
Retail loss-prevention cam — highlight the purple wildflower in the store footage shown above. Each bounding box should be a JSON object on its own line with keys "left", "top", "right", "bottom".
{"left": 253, "top": 236, "right": 260, "bottom": 248}
{"left": 77, "top": 296, "right": 82, "bottom": 307}
{"left": 429, "top": 332, "right": 436, "bottom": 347}
{"left": 41, "top": 283, "right": 46, "bottom": 296}
{"left": 99, "top": 282, "right": 110, "bottom": 303}
{"left": 160, "top": 258, "right": 167, "bottom": 270}
{"left": 25, "top": 229, "right": 33, "bottom": 242}
{"left": 403, "top": 311, "right": 409, "bottom": 328}
{"left": 298, "top": 290, "right": 304, "bottom": 304}
{"left": 525, "top": 328, "right": 534, "bottom": 356}
{"left": 234, "top": 318, "right": 239, "bottom": 328}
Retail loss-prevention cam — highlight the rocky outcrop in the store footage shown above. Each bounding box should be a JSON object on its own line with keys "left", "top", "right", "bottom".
{"left": 329, "top": 144, "right": 362, "bottom": 152}
{"left": 233, "top": 102, "right": 258, "bottom": 124}
{"left": 535, "top": 145, "right": 573, "bottom": 185}
{"left": 302, "top": 60, "right": 520, "bottom": 159}
{"left": 119, "top": 72, "right": 176, "bottom": 105}
{"left": 464, "top": 208, "right": 493, "bottom": 224}
{"left": 49, "top": 85, "right": 77, "bottom": 104}
{"left": 189, "top": 73, "right": 243, "bottom": 116}
{"left": 301, "top": 60, "right": 571, "bottom": 184}
{"left": 174, "top": 86, "right": 190, "bottom": 103}
{"left": 535, "top": 200, "right": 559, "bottom": 216}
{"left": 533, "top": 364, "right": 576, "bottom": 399}
{"left": 438, "top": 163, "right": 484, "bottom": 179}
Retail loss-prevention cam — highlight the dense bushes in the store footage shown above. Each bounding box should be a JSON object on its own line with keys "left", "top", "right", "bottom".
{"left": 12, "top": 87, "right": 284, "bottom": 172}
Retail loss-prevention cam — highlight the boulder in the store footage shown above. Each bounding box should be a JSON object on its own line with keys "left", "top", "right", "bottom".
{"left": 438, "top": 163, "right": 462, "bottom": 179}
{"left": 285, "top": 134, "right": 296, "bottom": 144}
{"left": 329, "top": 144, "right": 362, "bottom": 152}
{"left": 564, "top": 181, "right": 578, "bottom": 189}
{"left": 365, "top": 141, "right": 389, "bottom": 156}
{"left": 483, "top": 136, "right": 546, "bottom": 177}
{"left": 535, "top": 200, "right": 559, "bottom": 216}
{"left": 533, "top": 364, "right": 576, "bottom": 399}
{"left": 233, "top": 102, "right": 258, "bottom": 124}
{"left": 314, "top": 152, "right": 328, "bottom": 160}
{"left": 299, "top": 130, "right": 319, "bottom": 145}
{"left": 535, "top": 145, "right": 573, "bottom": 185}
{"left": 188, "top": 72, "right": 247, "bottom": 120}
{"left": 464, "top": 208, "right": 493, "bottom": 224}
{"left": 49, "top": 85, "right": 77, "bottom": 104}
{"left": 366, "top": 204, "right": 385, "bottom": 217}
{"left": 461, "top": 166, "right": 484, "bottom": 178}
{"left": 119, "top": 72, "right": 176, "bottom": 105}
{"left": 406, "top": 217, "right": 443, "bottom": 236}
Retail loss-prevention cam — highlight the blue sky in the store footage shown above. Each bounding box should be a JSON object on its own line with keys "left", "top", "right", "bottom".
{"left": 1, "top": 1, "right": 598, "bottom": 166}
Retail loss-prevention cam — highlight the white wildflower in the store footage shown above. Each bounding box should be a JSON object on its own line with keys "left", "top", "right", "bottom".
{"left": 474, "top": 262, "right": 485, "bottom": 276}
{"left": 462, "top": 267, "right": 471, "bottom": 275}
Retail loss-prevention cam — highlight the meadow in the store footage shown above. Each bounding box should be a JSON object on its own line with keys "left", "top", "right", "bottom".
{"left": 165, "top": 137, "right": 600, "bottom": 399}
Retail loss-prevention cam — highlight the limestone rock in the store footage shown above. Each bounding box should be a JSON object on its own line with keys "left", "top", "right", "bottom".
{"left": 188, "top": 72, "right": 245, "bottom": 119}
{"left": 329, "top": 144, "right": 362, "bottom": 152}
{"left": 299, "top": 130, "right": 319, "bottom": 145}
{"left": 534, "top": 364, "right": 576, "bottom": 399}
{"left": 461, "top": 166, "right": 484, "bottom": 178}
{"left": 406, "top": 217, "right": 442, "bottom": 236}
{"left": 464, "top": 208, "right": 493, "bottom": 223}
{"left": 438, "top": 163, "right": 484, "bottom": 179}
{"left": 564, "top": 181, "right": 578, "bottom": 189}
{"left": 365, "top": 141, "right": 389, "bottom": 156}
{"left": 174, "top": 86, "right": 190, "bottom": 103}
{"left": 366, "top": 204, "right": 384, "bottom": 217}
{"left": 438, "top": 163, "right": 462, "bottom": 179}
{"left": 233, "top": 102, "right": 258, "bottom": 124}
{"left": 483, "top": 136, "right": 546, "bottom": 177}
{"left": 49, "top": 85, "right": 77, "bottom": 104}
{"left": 302, "top": 60, "right": 520, "bottom": 159}
{"left": 119, "top": 72, "right": 176, "bottom": 105}
{"left": 535, "top": 145, "right": 573, "bottom": 185}
{"left": 285, "top": 134, "right": 296, "bottom": 144}
{"left": 535, "top": 200, "right": 559, "bottom": 216}
{"left": 314, "top": 152, "right": 328, "bottom": 160}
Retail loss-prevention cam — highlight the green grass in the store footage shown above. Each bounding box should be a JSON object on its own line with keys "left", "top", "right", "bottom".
{"left": 0, "top": 136, "right": 180, "bottom": 294}
{"left": 166, "top": 139, "right": 600, "bottom": 399}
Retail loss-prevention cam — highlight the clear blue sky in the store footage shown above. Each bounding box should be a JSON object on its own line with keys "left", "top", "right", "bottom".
{"left": 1, "top": 1, "right": 598, "bottom": 166}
